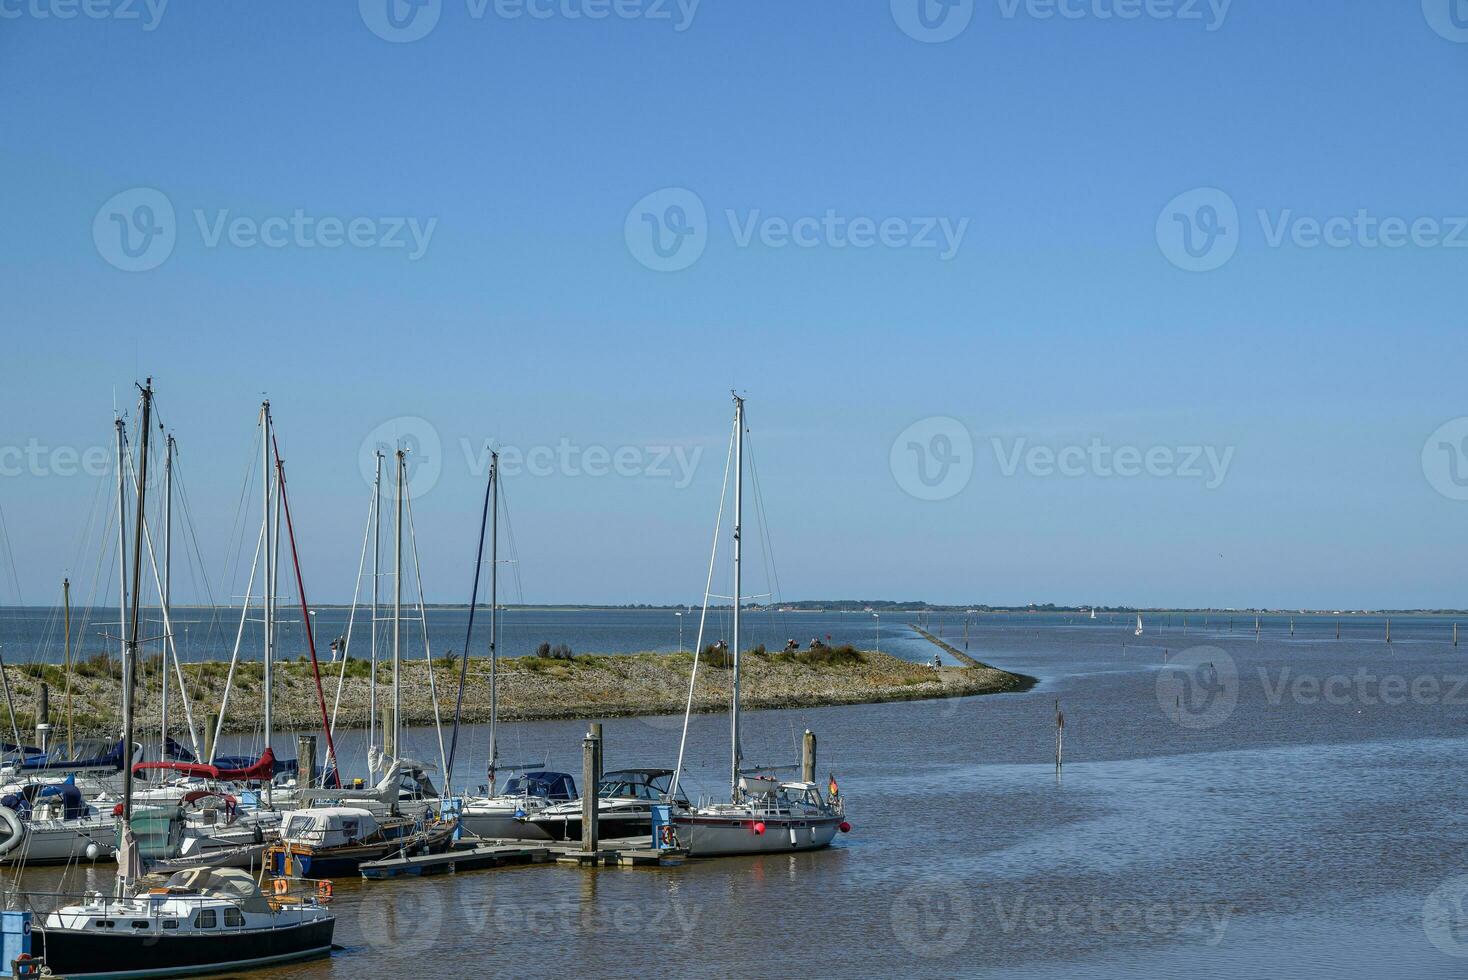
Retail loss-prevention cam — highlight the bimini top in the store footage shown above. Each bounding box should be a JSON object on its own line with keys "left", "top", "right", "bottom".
{"left": 163, "top": 867, "right": 270, "bottom": 914}
{"left": 504, "top": 771, "right": 576, "bottom": 801}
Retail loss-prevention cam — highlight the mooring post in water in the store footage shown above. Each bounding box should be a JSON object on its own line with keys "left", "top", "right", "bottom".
{"left": 1386, "top": 618, "right": 1392, "bottom": 645}
{"left": 297, "top": 735, "right": 316, "bottom": 791}
{"left": 802, "top": 729, "right": 817, "bottom": 784}
{"left": 381, "top": 707, "right": 395, "bottom": 759}
{"left": 35, "top": 683, "right": 49, "bottom": 754}
{"left": 582, "top": 730, "right": 599, "bottom": 854}
{"left": 590, "top": 721, "right": 603, "bottom": 787}
{"left": 1455, "top": 622, "right": 1459, "bottom": 647}
{"left": 204, "top": 711, "right": 218, "bottom": 763}
{"left": 1054, "top": 700, "right": 1064, "bottom": 774}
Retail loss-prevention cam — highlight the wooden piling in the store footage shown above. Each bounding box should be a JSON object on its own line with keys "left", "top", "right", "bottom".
{"left": 801, "top": 729, "right": 817, "bottom": 784}
{"left": 36, "top": 683, "right": 49, "bottom": 753}
{"left": 381, "top": 707, "right": 395, "bottom": 758}
{"left": 582, "top": 730, "right": 599, "bottom": 854}
{"left": 589, "top": 721, "right": 603, "bottom": 787}
{"left": 297, "top": 734, "right": 317, "bottom": 791}
{"left": 204, "top": 711, "right": 218, "bottom": 763}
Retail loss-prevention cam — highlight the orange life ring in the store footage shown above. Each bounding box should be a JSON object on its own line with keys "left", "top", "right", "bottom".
{"left": 316, "top": 880, "right": 333, "bottom": 900}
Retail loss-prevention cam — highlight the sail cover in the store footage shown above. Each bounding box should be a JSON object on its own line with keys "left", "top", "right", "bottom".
{"left": 132, "top": 746, "right": 277, "bottom": 783}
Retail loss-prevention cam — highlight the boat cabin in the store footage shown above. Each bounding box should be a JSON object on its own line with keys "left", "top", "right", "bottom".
{"left": 503, "top": 771, "right": 576, "bottom": 801}
{"left": 279, "top": 807, "right": 380, "bottom": 847}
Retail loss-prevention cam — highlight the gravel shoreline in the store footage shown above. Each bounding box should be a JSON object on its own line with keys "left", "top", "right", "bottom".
{"left": 0, "top": 649, "right": 1038, "bottom": 737}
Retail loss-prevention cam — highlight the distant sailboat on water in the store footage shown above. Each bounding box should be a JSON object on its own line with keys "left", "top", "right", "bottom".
{"left": 1134, "top": 613, "right": 1144, "bottom": 637}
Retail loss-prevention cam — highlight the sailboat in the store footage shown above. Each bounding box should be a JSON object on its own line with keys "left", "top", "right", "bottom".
{"left": 454, "top": 451, "right": 578, "bottom": 840}
{"left": 668, "top": 395, "right": 848, "bottom": 857}
{"left": 33, "top": 381, "right": 336, "bottom": 980}
{"left": 1134, "top": 613, "right": 1144, "bottom": 637}
{"left": 1090, "top": 608, "right": 1097, "bottom": 620}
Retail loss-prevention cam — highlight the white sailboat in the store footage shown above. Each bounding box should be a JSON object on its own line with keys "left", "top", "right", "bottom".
{"left": 669, "top": 395, "right": 848, "bottom": 857}
{"left": 1134, "top": 613, "right": 1144, "bottom": 636}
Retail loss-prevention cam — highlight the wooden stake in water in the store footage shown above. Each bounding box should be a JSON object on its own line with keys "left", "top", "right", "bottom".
{"left": 1386, "top": 618, "right": 1392, "bottom": 645}
{"left": 1455, "top": 622, "right": 1459, "bottom": 648}
{"left": 1054, "top": 700, "right": 1064, "bottom": 774}
{"left": 1289, "top": 617, "right": 1294, "bottom": 638}
{"left": 1336, "top": 619, "right": 1341, "bottom": 641}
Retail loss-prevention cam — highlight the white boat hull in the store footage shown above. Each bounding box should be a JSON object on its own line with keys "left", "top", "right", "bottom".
{"left": 674, "top": 813, "right": 841, "bottom": 857}
{"left": 1, "top": 820, "right": 116, "bottom": 865}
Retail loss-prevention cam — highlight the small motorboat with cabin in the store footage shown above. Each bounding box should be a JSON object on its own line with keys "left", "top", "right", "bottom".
{"left": 33, "top": 866, "right": 335, "bottom": 980}
{"left": 460, "top": 770, "right": 577, "bottom": 841}
{"left": 526, "top": 768, "right": 688, "bottom": 842}
{"left": 267, "top": 804, "right": 455, "bottom": 878}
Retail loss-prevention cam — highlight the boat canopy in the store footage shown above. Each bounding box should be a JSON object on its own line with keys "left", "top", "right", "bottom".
{"left": 504, "top": 771, "right": 576, "bottom": 801}
{"left": 279, "top": 806, "right": 380, "bottom": 847}
{"left": 133, "top": 747, "right": 276, "bottom": 783}
{"left": 163, "top": 867, "right": 271, "bottom": 914}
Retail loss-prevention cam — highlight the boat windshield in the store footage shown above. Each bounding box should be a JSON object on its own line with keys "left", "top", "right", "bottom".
{"left": 504, "top": 772, "right": 574, "bottom": 800}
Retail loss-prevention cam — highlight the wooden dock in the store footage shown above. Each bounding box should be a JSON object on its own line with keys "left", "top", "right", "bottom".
{"left": 360, "top": 837, "right": 684, "bottom": 879}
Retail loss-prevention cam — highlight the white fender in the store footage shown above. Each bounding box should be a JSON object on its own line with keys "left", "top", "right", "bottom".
{"left": 0, "top": 806, "right": 26, "bottom": 857}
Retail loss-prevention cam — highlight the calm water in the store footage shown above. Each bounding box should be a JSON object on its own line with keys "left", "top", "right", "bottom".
{"left": 9, "top": 612, "right": 1468, "bottom": 978}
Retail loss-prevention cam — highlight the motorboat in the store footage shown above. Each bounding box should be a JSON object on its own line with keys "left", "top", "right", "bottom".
{"left": 266, "top": 805, "right": 455, "bottom": 878}
{"left": 460, "top": 770, "right": 576, "bottom": 841}
{"left": 526, "top": 769, "right": 688, "bottom": 842}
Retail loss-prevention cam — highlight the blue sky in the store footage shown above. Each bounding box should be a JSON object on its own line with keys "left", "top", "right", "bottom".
{"left": 0, "top": 1, "right": 1465, "bottom": 609}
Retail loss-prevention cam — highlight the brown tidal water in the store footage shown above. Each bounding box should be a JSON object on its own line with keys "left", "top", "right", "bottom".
{"left": 9, "top": 614, "right": 1468, "bottom": 979}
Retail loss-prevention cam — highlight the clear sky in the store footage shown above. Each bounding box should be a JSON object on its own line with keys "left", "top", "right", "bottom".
{"left": 0, "top": 1, "right": 1465, "bottom": 609}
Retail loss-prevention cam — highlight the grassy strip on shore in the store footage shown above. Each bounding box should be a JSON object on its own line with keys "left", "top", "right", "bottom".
{"left": 0, "top": 645, "right": 1037, "bottom": 738}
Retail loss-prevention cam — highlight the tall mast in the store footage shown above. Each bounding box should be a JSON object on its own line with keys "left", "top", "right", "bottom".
{"left": 369, "top": 450, "right": 382, "bottom": 780}
{"left": 730, "top": 393, "right": 744, "bottom": 802}
{"left": 121, "top": 381, "right": 154, "bottom": 835}
{"left": 160, "top": 432, "right": 173, "bottom": 762}
{"left": 393, "top": 449, "right": 404, "bottom": 761}
{"left": 63, "top": 577, "right": 73, "bottom": 759}
{"left": 488, "top": 451, "right": 499, "bottom": 790}
{"left": 260, "top": 401, "right": 273, "bottom": 756}
{"left": 114, "top": 417, "right": 128, "bottom": 679}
